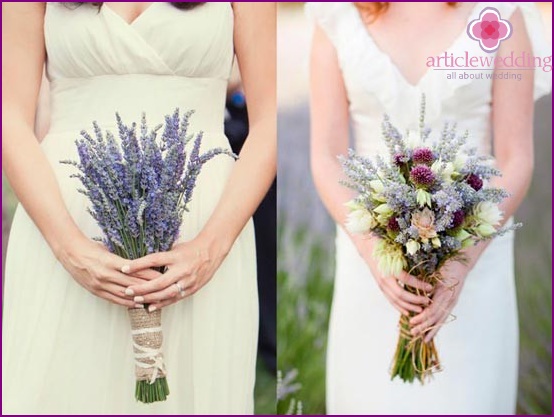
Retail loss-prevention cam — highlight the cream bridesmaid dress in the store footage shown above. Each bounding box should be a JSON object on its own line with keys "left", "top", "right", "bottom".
{"left": 306, "top": 2, "right": 551, "bottom": 414}
{"left": 2, "top": 2, "right": 258, "bottom": 414}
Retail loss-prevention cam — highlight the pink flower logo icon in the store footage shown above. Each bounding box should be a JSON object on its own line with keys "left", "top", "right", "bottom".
{"left": 467, "top": 7, "right": 512, "bottom": 53}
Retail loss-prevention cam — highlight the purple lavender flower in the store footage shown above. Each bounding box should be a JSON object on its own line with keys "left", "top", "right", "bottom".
{"left": 61, "top": 109, "right": 236, "bottom": 260}
{"left": 412, "top": 148, "right": 435, "bottom": 165}
{"left": 410, "top": 165, "right": 435, "bottom": 187}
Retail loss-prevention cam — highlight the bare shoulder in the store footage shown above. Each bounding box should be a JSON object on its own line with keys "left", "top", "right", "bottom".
{"left": 500, "top": 7, "right": 531, "bottom": 51}
{"left": 231, "top": 2, "right": 276, "bottom": 18}
{"left": 2, "top": 1, "right": 46, "bottom": 32}
{"left": 2, "top": 2, "right": 46, "bottom": 16}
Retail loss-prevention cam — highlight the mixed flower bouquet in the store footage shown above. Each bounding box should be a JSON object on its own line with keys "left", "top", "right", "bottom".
{"left": 61, "top": 109, "right": 235, "bottom": 402}
{"left": 340, "top": 97, "right": 519, "bottom": 383}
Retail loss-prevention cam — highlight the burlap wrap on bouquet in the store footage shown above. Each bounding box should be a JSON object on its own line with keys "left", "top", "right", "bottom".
{"left": 128, "top": 308, "right": 167, "bottom": 382}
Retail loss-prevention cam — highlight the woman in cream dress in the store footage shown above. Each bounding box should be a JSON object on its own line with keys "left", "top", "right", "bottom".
{"left": 2, "top": 2, "right": 276, "bottom": 414}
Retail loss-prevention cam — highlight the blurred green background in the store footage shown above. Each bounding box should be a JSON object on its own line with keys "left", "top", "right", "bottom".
{"left": 276, "top": 2, "right": 552, "bottom": 415}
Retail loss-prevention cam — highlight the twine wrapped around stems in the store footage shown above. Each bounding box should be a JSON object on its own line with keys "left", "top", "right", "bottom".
{"left": 390, "top": 267, "right": 458, "bottom": 383}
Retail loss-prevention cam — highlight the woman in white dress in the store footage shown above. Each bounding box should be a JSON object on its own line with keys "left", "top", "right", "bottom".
{"left": 307, "top": 2, "right": 551, "bottom": 414}
{"left": 2, "top": 2, "right": 275, "bottom": 414}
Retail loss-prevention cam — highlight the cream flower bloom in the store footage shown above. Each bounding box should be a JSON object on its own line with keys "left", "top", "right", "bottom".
{"left": 416, "top": 188, "right": 432, "bottom": 208}
{"left": 411, "top": 207, "right": 437, "bottom": 240}
{"left": 431, "top": 160, "right": 455, "bottom": 183}
{"left": 473, "top": 202, "right": 503, "bottom": 226}
{"left": 453, "top": 153, "right": 468, "bottom": 171}
{"left": 476, "top": 223, "right": 496, "bottom": 237}
{"left": 374, "top": 240, "right": 407, "bottom": 277}
{"left": 405, "top": 130, "right": 423, "bottom": 149}
{"left": 345, "top": 202, "right": 377, "bottom": 234}
{"left": 406, "top": 240, "right": 420, "bottom": 255}
{"left": 370, "top": 179, "right": 385, "bottom": 194}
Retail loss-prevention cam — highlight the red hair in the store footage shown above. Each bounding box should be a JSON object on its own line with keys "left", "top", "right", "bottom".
{"left": 354, "top": 2, "right": 458, "bottom": 23}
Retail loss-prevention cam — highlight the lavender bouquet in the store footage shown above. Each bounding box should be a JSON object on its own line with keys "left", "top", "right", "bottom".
{"left": 340, "top": 97, "right": 519, "bottom": 383}
{"left": 61, "top": 109, "right": 235, "bottom": 402}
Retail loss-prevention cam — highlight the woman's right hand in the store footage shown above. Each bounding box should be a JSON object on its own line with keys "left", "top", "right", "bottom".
{"left": 56, "top": 235, "right": 161, "bottom": 308}
{"left": 354, "top": 236, "right": 432, "bottom": 315}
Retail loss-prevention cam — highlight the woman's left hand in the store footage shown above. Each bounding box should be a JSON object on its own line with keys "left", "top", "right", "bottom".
{"left": 121, "top": 235, "right": 230, "bottom": 311}
{"left": 409, "top": 262, "right": 469, "bottom": 343}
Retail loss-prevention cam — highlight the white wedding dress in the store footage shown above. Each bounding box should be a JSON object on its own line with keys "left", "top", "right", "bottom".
{"left": 2, "top": 3, "right": 258, "bottom": 414}
{"left": 306, "top": 2, "right": 551, "bottom": 414}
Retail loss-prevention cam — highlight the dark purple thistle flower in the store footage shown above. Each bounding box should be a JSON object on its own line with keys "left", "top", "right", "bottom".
{"left": 387, "top": 216, "right": 400, "bottom": 232}
{"left": 466, "top": 173, "right": 483, "bottom": 191}
{"left": 393, "top": 153, "right": 409, "bottom": 166}
{"left": 410, "top": 164, "right": 435, "bottom": 187}
{"left": 412, "top": 148, "right": 435, "bottom": 165}
{"left": 450, "top": 209, "right": 465, "bottom": 229}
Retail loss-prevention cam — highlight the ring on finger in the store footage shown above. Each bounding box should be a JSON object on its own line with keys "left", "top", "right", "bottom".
{"left": 174, "top": 281, "right": 186, "bottom": 298}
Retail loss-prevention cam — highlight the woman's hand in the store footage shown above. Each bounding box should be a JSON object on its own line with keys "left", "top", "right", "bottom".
{"left": 355, "top": 237, "right": 432, "bottom": 315}
{"left": 410, "top": 261, "right": 468, "bottom": 342}
{"left": 121, "top": 235, "right": 230, "bottom": 312}
{"left": 375, "top": 270, "right": 433, "bottom": 316}
{"left": 57, "top": 235, "right": 161, "bottom": 308}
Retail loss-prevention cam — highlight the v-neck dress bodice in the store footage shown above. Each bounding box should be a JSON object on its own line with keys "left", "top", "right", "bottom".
{"left": 305, "top": 2, "right": 551, "bottom": 414}
{"left": 307, "top": 2, "right": 551, "bottom": 158}
{"left": 44, "top": 2, "right": 234, "bottom": 136}
{"left": 2, "top": 3, "right": 259, "bottom": 414}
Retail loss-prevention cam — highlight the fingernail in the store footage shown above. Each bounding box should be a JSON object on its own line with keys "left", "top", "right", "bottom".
{"left": 125, "top": 288, "right": 134, "bottom": 296}
{"left": 148, "top": 305, "right": 157, "bottom": 313}
{"left": 121, "top": 265, "right": 130, "bottom": 273}
{"left": 134, "top": 296, "right": 144, "bottom": 303}
{"left": 135, "top": 304, "right": 144, "bottom": 309}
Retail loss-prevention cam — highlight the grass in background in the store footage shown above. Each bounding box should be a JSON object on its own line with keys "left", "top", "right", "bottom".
{"left": 255, "top": 359, "right": 276, "bottom": 415}
{"left": 277, "top": 224, "right": 334, "bottom": 415}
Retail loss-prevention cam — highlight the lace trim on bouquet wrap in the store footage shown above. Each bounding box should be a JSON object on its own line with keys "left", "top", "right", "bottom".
{"left": 128, "top": 308, "right": 167, "bottom": 384}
